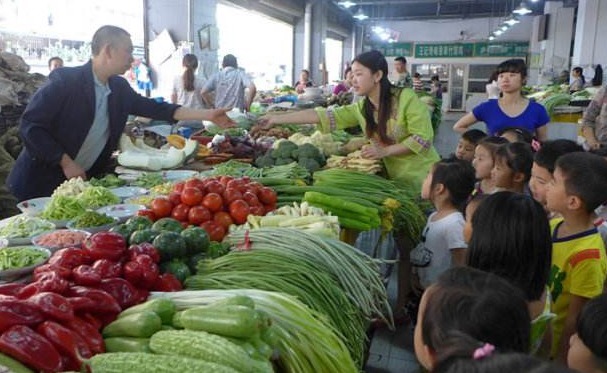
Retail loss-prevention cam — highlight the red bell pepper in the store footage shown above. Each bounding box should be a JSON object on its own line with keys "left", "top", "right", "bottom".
{"left": 127, "top": 243, "right": 161, "bottom": 263}
{"left": 92, "top": 259, "right": 123, "bottom": 278}
{"left": 0, "top": 325, "right": 63, "bottom": 372}
{"left": 0, "top": 283, "right": 25, "bottom": 297}
{"left": 27, "top": 292, "right": 74, "bottom": 322}
{"left": 17, "top": 271, "right": 69, "bottom": 298}
{"left": 37, "top": 321, "right": 92, "bottom": 371}
{"left": 66, "top": 296, "right": 97, "bottom": 312}
{"left": 152, "top": 273, "right": 183, "bottom": 292}
{"left": 83, "top": 232, "right": 126, "bottom": 261}
{"left": 97, "top": 278, "right": 141, "bottom": 309}
{"left": 123, "top": 254, "right": 159, "bottom": 289}
{"left": 72, "top": 264, "right": 102, "bottom": 286}
{"left": 48, "top": 248, "right": 92, "bottom": 269}
{"left": 33, "top": 263, "right": 72, "bottom": 280}
{"left": 62, "top": 316, "right": 105, "bottom": 354}
{"left": 0, "top": 297, "right": 45, "bottom": 333}
{"left": 78, "top": 312, "right": 103, "bottom": 330}
{"left": 66, "top": 286, "right": 122, "bottom": 314}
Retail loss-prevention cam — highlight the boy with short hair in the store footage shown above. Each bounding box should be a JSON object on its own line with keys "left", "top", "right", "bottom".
{"left": 454, "top": 129, "right": 486, "bottom": 162}
{"left": 545, "top": 152, "right": 607, "bottom": 363}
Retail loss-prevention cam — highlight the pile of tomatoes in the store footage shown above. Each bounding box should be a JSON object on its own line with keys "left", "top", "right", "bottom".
{"left": 143, "top": 176, "right": 277, "bottom": 242}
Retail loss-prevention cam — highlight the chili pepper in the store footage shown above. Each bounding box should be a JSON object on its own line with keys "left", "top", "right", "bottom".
{"left": 152, "top": 273, "right": 183, "bottom": 292}
{"left": 78, "top": 312, "right": 102, "bottom": 330}
{"left": 67, "top": 296, "right": 97, "bottom": 312}
{"left": 127, "top": 243, "right": 160, "bottom": 263}
{"left": 48, "top": 248, "right": 92, "bottom": 269}
{"left": 0, "top": 325, "right": 63, "bottom": 372}
{"left": 66, "top": 286, "right": 122, "bottom": 314}
{"left": 92, "top": 259, "right": 123, "bottom": 279}
{"left": 18, "top": 272, "right": 69, "bottom": 299}
{"left": 72, "top": 264, "right": 101, "bottom": 286}
{"left": 27, "top": 292, "right": 74, "bottom": 322}
{"left": 0, "top": 297, "right": 45, "bottom": 333}
{"left": 62, "top": 316, "right": 105, "bottom": 354}
{"left": 83, "top": 232, "right": 126, "bottom": 261}
{"left": 97, "top": 278, "right": 141, "bottom": 309}
{"left": 37, "top": 321, "right": 92, "bottom": 371}
{"left": 33, "top": 263, "right": 72, "bottom": 280}
{"left": 123, "top": 254, "right": 159, "bottom": 290}
{"left": 0, "top": 283, "right": 24, "bottom": 297}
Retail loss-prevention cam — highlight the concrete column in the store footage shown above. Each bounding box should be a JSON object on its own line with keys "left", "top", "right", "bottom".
{"left": 572, "top": 0, "right": 599, "bottom": 67}
{"left": 309, "top": 0, "right": 328, "bottom": 85}
{"left": 190, "top": 0, "right": 218, "bottom": 80}
{"left": 537, "top": 1, "right": 574, "bottom": 85}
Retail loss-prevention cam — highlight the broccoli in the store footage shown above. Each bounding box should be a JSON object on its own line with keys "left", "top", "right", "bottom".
{"left": 297, "top": 143, "right": 324, "bottom": 163}
{"left": 291, "top": 148, "right": 300, "bottom": 159}
{"left": 298, "top": 158, "right": 321, "bottom": 173}
{"left": 275, "top": 157, "right": 295, "bottom": 166}
{"left": 270, "top": 148, "right": 281, "bottom": 159}
{"left": 255, "top": 154, "right": 275, "bottom": 168}
{"left": 277, "top": 140, "right": 299, "bottom": 155}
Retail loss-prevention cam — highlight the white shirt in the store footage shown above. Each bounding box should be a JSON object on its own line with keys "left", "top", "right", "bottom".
{"left": 417, "top": 211, "right": 467, "bottom": 288}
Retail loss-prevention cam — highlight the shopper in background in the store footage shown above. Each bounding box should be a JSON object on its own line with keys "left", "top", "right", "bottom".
{"left": 258, "top": 50, "right": 439, "bottom": 320}
{"left": 567, "top": 293, "right": 607, "bottom": 373}
{"left": 414, "top": 266, "right": 531, "bottom": 372}
{"left": 465, "top": 191, "right": 554, "bottom": 355}
{"left": 580, "top": 85, "right": 607, "bottom": 149}
{"left": 48, "top": 56, "right": 63, "bottom": 71}
{"left": 430, "top": 75, "right": 442, "bottom": 100}
{"left": 413, "top": 72, "right": 424, "bottom": 92}
{"left": 7, "top": 25, "right": 233, "bottom": 201}
{"left": 171, "top": 54, "right": 207, "bottom": 128}
{"left": 545, "top": 152, "right": 607, "bottom": 363}
{"left": 570, "top": 67, "right": 585, "bottom": 93}
{"left": 453, "top": 59, "right": 549, "bottom": 141}
{"left": 591, "top": 64, "right": 603, "bottom": 87}
{"left": 332, "top": 67, "right": 353, "bottom": 95}
{"left": 202, "top": 54, "right": 257, "bottom": 112}
{"left": 485, "top": 71, "right": 500, "bottom": 99}
{"left": 293, "top": 69, "right": 314, "bottom": 94}
{"left": 392, "top": 56, "right": 412, "bottom": 88}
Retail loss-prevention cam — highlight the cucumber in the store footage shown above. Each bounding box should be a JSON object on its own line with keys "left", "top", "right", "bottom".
{"left": 104, "top": 337, "right": 151, "bottom": 353}
{"left": 205, "top": 295, "right": 255, "bottom": 309}
{"left": 118, "top": 298, "right": 176, "bottom": 324}
{"left": 103, "top": 311, "right": 162, "bottom": 338}
{"left": 179, "top": 305, "right": 262, "bottom": 339}
{"left": 0, "top": 352, "right": 34, "bottom": 373}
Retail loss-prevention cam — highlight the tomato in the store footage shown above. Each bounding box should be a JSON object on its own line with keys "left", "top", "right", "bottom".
{"left": 200, "top": 221, "right": 226, "bottom": 242}
{"left": 248, "top": 205, "right": 266, "bottom": 217}
{"left": 241, "top": 176, "right": 251, "bottom": 184}
{"left": 223, "top": 188, "right": 243, "bottom": 205}
{"left": 246, "top": 182, "right": 263, "bottom": 195}
{"left": 258, "top": 187, "right": 278, "bottom": 205}
{"left": 202, "top": 193, "right": 223, "bottom": 212}
{"left": 226, "top": 179, "right": 243, "bottom": 191}
{"left": 173, "top": 181, "right": 185, "bottom": 193}
{"left": 205, "top": 181, "right": 225, "bottom": 195}
{"left": 168, "top": 191, "right": 182, "bottom": 206}
{"left": 181, "top": 187, "right": 204, "bottom": 206}
{"left": 229, "top": 200, "right": 250, "bottom": 224}
{"left": 151, "top": 197, "right": 174, "bottom": 218}
{"left": 213, "top": 211, "right": 234, "bottom": 230}
{"left": 264, "top": 203, "right": 277, "bottom": 215}
{"left": 188, "top": 206, "right": 212, "bottom": 225}
{"left": 171, "top": 203, "right": 190, "bottom": 222}
{"left": 242, "top": 191, "right": 260, "bottom": 206}
{"left": 185, "top": 178, "right": 205, "bottom": 192}
{"left": 136, "top": 209, "right": 157, "bottom": 222}
{"left": 219, "top": 176, "right": 233, "bottom": 187}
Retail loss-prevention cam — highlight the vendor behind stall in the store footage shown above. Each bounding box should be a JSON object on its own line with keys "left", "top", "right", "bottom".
{"left": 258, "top": 49, "right": 440, "bottom": 320}
{"left": 7, "top": 25, "right": 233, "bottom": 202}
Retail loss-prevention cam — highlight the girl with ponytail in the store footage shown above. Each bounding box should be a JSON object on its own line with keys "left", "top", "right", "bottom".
{"left": 171, "top": 54, "right": 207, "bottom": 113}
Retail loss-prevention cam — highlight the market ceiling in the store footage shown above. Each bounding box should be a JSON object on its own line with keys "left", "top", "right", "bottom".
{"left": 332, "top": 0, "right": 577, "bottom": 21}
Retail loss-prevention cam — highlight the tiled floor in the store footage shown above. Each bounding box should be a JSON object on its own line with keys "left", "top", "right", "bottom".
{"left": 363, "top": 112, "right": 464, "bottom": 373}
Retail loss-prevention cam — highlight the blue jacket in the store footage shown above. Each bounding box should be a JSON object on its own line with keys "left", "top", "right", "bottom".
{"left": 7, "top": 61, "right": 180, "bottom": 201}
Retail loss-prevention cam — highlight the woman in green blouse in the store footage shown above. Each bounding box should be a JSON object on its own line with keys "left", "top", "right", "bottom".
{"left": 259, "top": 50, "right": 439, "bottom": 317}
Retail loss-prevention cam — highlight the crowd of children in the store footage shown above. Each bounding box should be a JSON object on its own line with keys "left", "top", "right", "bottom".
{"left": 409, "top": 116, "right": 607, "bottom": 372}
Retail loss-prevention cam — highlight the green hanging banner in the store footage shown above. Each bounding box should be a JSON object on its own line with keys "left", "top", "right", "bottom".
{"left": 473, "top": 42, "right": 529, "bottom": 57}
{"left": 414, "top": 43, "right": 475, "bottom": 58}
{"left": 364, "top": 42, "right": 414, "bottom": 57}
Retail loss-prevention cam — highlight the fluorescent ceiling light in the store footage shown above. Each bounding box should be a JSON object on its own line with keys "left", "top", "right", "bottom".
{"left": 488, "top": 35, "right": 495, "bottom": 41}
{"left": 494, "top": 29, "right": 504, "bottom": 36}
{"left": 353, "top": 7, "right": 368, "bottom": 20}
{"left": 505, "top": 17, "right": 520, "bottom": 26}
{"left": 501, "top": 24, "right": 509, "bottom": 31}
{"left": 513, "top": 1, "right": 532, "bottom": 15}
{"left": 338, "top": 1, "right": 356, "bottom": 8}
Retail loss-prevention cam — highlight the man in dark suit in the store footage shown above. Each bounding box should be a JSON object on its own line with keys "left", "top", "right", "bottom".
{"left": 8, "top": 25, "right": 232, "bottom": 201}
